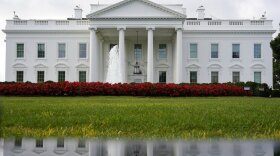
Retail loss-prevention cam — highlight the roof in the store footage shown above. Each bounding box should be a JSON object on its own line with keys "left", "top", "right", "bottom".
{"left": 86, "top": 0, "right": 186, "bottom": 19}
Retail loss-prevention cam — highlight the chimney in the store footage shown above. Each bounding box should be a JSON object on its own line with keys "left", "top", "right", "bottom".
{"left": 196, "top": 5, "right": 205, "bottom": 20}
{"left": 74, "top": 6, "right": 83, "bottom": 19}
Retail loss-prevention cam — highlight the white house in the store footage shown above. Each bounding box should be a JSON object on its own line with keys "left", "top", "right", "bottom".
{"left": 3, "top": 0, "right": 276, "bottom": 85}
{"left": 2, "top": 138, "right": 275, "bottom": 156}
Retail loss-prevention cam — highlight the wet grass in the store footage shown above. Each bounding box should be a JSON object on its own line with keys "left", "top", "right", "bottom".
{"left": 1, "top": 96, "right": 280, "bottom": 139}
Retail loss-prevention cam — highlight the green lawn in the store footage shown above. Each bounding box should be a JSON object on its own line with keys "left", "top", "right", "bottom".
{"left": 1, "top": 96, "right": 280, "bottom": 139}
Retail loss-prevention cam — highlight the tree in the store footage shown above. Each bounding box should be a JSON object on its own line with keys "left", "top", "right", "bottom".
{"left": 270, "top": 33, "right": 280, "bottom": 89}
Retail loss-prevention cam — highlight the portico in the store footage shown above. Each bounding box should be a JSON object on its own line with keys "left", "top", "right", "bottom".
{"left": 87, "top": 0, "right": 186, "bottom": 83}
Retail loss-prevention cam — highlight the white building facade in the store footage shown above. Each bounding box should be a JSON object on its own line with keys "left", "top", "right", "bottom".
{"left": 3, "top": 0, "right": 276, "bottom": 85}
{"left": 2, "top": 138, "right": 276, "bottom": 156}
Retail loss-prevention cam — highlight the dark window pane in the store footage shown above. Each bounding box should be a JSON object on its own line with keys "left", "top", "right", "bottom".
{"left": 58, "top": 71, "right": 65, "bottom": 82}
{"left": 232, "top": 72, "right": 240, "bottom": 83}
{"left": 211, "top": 71, "right": 219, "bottom": 83}
{"left": 17, "top": 44, "right": 24, "bottom": 58}
{"left": 16, "top": 71, "right": 24, "bottom": 82}
{"left": 232, "top": 44, "right": 240, "bottom": 58}
{"left": 79, "top": 71, "right": 86, "bottom": 82}
{"left": 190, "top": 71, "right": 197, "bottom": 83}
{"left": 37, "top": 71, "right": 44, "bottom": 83}
{"left": 159, "top": 71, "right": 166, "bottom": 83}
{"left": 38, "top": 44, "right": 45, "bottom": 58}
{"left": 36, "top": 139, "right": 43, "bottom": 148}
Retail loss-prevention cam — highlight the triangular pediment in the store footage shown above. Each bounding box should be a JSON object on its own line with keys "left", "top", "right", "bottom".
{"left": 87, "top": 0, "right": 186, "bottom": 19}
{"left": 186, "top": 63, "right": 201, "bottom": 69}
{"left": 229, "top": 64, "right": 244, "bottom": 69}
{"left": 76, "top": 64, "right": 89, "bottom": 68}
{"left": 34, "top": 63, "right": 48, "bottom": 68}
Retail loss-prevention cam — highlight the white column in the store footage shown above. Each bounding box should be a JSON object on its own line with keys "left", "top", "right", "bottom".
{"left": 174, "top": 142, "right": 183, "bottom": 156}
{"left": 175, "top": 28, "right": 183, "bottom": 84}
{"left": 118, "top": 27, "right": 126, "bottom": 83}
{"left": 99, "top": 39, "right": 104, "bottom": 82}
{"left": 0, "top": 139, "right": 3, "bottom": 156}
{"left": 89, "top": 141, "right": 98, "bottom": 156}
{"left": 147, "top": 27, "right": 155, "bottom": 83}
{"left": 89, "top": 27, "right": 99, "bottom": 82}
{"left": 147, "top": 141, "right": 153, "bottom": 156}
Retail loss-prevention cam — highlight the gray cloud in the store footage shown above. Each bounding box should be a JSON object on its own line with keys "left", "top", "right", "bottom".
{"left": 0, "top": 0, "right": 279, "bottom": 81}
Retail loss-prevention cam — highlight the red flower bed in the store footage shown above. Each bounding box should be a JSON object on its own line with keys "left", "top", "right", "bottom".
{"left": 0, "top": 82, "right": 252, "bottom": 97}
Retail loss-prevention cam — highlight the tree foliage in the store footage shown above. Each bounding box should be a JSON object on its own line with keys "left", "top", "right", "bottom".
{"left": 270, "top": 33, "right": 280, "bottom": 89}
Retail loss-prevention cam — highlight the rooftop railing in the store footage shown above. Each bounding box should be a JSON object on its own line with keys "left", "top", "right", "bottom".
{"left": 7, "top": 19, "right": 90, "bottom": 26}
{"left": 185, "top": 20, "right": 271, "bottom": 26}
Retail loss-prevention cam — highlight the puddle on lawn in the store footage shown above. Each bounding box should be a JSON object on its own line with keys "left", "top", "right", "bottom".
{"left": 0, "top": 138, "right": 279, "bottom": 156}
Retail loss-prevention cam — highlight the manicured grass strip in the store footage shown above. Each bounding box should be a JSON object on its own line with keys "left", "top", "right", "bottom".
{"left": 1, "top": 97, "right": 280, "bottom": 139}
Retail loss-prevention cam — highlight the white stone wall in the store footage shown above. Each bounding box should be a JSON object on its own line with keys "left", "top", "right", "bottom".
{"left": 4, "top": 29, "right": 273, "bottom": 86}
{"left": 2, "top": 138, "right": 275, "bottom": 156}
{"left": 5, "top": 32, "right": 90, "bottom": 82}
{"left": 3, "top": 1, "right": 275, "bottom": 86}
{"left": 182, "top": 32, "right": 273, "bottom": 86}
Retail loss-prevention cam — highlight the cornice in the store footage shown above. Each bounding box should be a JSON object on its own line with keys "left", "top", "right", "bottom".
{"left": 183, "top": 30, "right": 276, "bottom": 34}
{"left": 89, "top": 17, "right": 186, "bottom": 21}
{"left": 2, "top": 30, "right": 89, "bottom": 34}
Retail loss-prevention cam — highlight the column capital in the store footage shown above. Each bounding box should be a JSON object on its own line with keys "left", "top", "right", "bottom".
{"left": 175, "top": 27, "right": 184, "bottom": 31}
{"left": 146, "top": 26, "right": 155, "bottom": 31}
{"left": 89, "top": 27, "right": 98, "bottom": 31}
{"left": 117, "top": 26, "right": 126, "bottom": 31}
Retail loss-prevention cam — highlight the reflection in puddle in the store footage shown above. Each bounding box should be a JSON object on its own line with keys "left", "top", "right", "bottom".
{"left": 0, "top": 138, "right": 279, "bottom": 156}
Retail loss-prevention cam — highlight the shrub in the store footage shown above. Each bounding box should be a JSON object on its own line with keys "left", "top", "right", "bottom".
{"left": 272, "top": 90, "right": 280, "bottom": 97}
{"left": 0, "top": 82, "right": 251, "bottom": 97}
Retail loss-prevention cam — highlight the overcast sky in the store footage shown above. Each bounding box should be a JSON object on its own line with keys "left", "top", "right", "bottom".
{"left": 0, "top": 0, "right": 279, "bottom": 81}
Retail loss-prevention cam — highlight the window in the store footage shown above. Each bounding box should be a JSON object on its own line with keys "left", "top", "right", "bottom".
{"left": 254, "top": 44, "right": 261, "bottom": 58}
{"left": 159, "top": 44, "right": 167, "bottom": 59}
{"left": 211, "top": 44, "right": 219, "bottom": 58}
{"left": 232, "top": 44, "right": 240, "bottom": 58}
{"left": 17, "top": 44, "right": 24, "bottom": 58}
{"left": 16, "top": 71, "right": 24, "bottom": 82}
{"left": 190, "top": 71, "right": 197, "bottom": 83}
{"left": 134, "top": 44, "right": 142, "bottom": 61}
{"left": 38, "top": 43, "right": 45, "bottom": 58}
{"left": 211, "top": 71, "right": 219, "bottom": 83}
{"left": 58, "top": 71, "right": 65, "bottom": 82}
{"left": 254, "top": 72, "right": 261, "bottom": 83}
{"left": 79, "top": 43, "right": 87, "bottom": 58}
{"left": 79, "top": 71, "right": 86, "bottom": 82}
{"left": 14, "top": 138, "right": 22, "bottom": 148}
{"left": 159, "top": 71, "right": 166, "bottom": 83}
{"left": 57, "top": 138, "right": 64, "bottom": 148}
{"left": 78, "top": 139, "right": 86, "bottom": 148}
{"left": 190, "top": 43, "right": 197, "bottom": 58}
{"left": 36, "top": 139, "right": 43, "bottom": 148}
{"left": 58, "top": 43, "right": 66, "bottom": 58}
{"left": 37, "top": 71, "right": 45, "bottom": 83}
{"left": 232, "top": 72, "right": 240, "bottom": 83}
